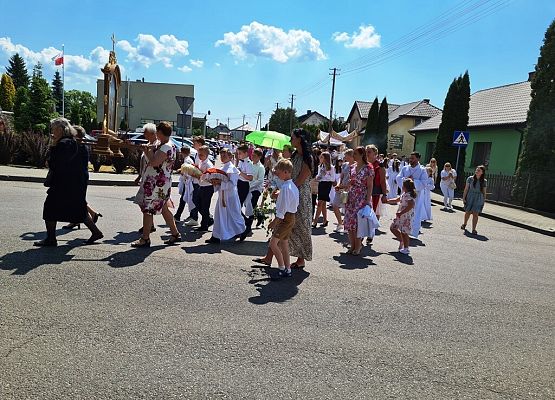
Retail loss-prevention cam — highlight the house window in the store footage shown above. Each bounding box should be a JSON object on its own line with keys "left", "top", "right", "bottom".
{"left": 414, "top": 118, "right": 424, "bottom": 127}
{"left": 425, "top": 142, "right": 436, "bottom": 162}
{"left": 471, "top": 142, "right": 491, "bottom": 167}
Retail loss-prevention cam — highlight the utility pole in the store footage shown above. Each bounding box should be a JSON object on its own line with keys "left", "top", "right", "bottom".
{"left": 289, "top": 94, "right": 296, "bottom": 134}
{"left": 275, "top": 102, "right": 279, "bottom": 111}
{"left": 227, "top": 117, "right": 230, "bottom": 128}
{"left": 242, "top": 114, "right": 246, "bottom": 128}
{"left": 216, "top": 118, "right": 219, "bottom": 126}
{"left": 255, "top": 112, "right": 261, "bottom": 130}
{"left": 329, "top": 68, "right": 340, "bottom": 142}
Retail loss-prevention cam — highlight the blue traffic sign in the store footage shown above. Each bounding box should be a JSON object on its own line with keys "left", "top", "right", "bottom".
{"left": 452, "top": 131, "right": 470, "bottom": 147}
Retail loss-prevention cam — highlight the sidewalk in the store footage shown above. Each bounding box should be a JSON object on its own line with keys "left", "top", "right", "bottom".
{"left": 1, "top": 165, "right": 553, "bottom": 236}
{"left": 431, "top": 192, "right": 555, "bottom": 236}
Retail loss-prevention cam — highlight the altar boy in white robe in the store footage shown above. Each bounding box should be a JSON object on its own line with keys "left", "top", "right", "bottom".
{"left": 206, "top": 149, "right": 246, "bottom": 244}
{"left": 396, "top": 152, "right": 428, "bottom": 238}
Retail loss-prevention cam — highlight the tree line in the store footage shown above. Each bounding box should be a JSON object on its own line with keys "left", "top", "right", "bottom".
{"left": 0, "top": 53, "right": 97, "bottom": 134}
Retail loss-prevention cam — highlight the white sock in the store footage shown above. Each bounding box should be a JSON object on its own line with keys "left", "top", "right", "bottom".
{"left": 278, "top": 266, "right": 285, "bottom": 271}
{"left": 286, "top": 267, "right": 291, "bottom": 273}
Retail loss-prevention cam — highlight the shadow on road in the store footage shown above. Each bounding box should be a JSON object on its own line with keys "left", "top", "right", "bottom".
{"left": 333, "top": 253, "right": 377, "bottom": 269}
{"left": 101, "top": 245, "right": 165, "bottom": 268}
{"left": 184, "top": 239, "right": 267, "bottom": 257}
{"left": 0, "top": 239, "right": 83, "bottom": 275}
{"left": 409, "top": 238, "right": 426, "bottom": 247}
{"left": 20, "top": 229, "right": 72, "bottom": 241}
{"left": 388, "top": 251, "right": 414, "bottom": 265}
{"left": 247, "top": 265, "right": 310, "bottom": 305}
{"left": 103, "top": 231, "right": 140, "bottom": 245}
{"left": 463, "top": 231, "right": 489, "bottom": 241}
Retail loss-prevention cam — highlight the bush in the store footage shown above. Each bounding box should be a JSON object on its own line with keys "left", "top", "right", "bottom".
{"left": 0, "top": 130, "right": 20, "bottom": 164}
{"left": 20, "top": 132, "right": 51, "bottom": 168}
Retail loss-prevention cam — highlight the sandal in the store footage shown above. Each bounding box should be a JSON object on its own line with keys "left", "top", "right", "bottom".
{"left": 85, "top": 232, "right": 104, "bottom": 245}
{"left": 472, "top": 230, "right": 478, "bottom": 235}
{"left": 62, "top": 223, "right": 80, "bottom": 230}
{"left": 164, "top": 233, "right": 181, "bottom": 245}
{"left": 252, "top": 258, "right": 271, "bottom": 266}
{"left": 131, "top": 237, "right": 151, "bottom": 248}
{"left": 321, "top": 221, "right": 328, "bottom": 227}
{"left": 351, "top": 249, "right": 361, "bottom": 256}
{"left": 290, "top": 262, "right": 305, "bottom": 269}
{"left": 460, "top": 224, "right": 466, "bottom": 230}
{"left": 92, "top": 213, "right": 103, "bottom": 224}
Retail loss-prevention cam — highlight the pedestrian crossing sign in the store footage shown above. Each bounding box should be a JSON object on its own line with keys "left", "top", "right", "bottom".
{"left": 452, "top": 131, "right": 469, "bottom": 147}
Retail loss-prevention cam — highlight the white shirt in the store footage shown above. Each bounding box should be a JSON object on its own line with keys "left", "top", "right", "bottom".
{"left": 275, "top": 179, "right": 299, "bottom": 219}
{"left": 198, "top": 158, "right": 214, "bottom": 187}
{"left": 440, "top": 169, "right": 457, "bottom": 185}
{"left": 237, "top": 158, "right": 254, "bottom": 182}
{"left": 250, "top": 161, "right": 265, "bottom": 192}
{"left": 316, "top": 165, "right": 337, "bottom": 182}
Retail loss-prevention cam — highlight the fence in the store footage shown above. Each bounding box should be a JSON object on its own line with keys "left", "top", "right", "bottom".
{"left": 450, "top": 171, "right": 554, "bottom": 213}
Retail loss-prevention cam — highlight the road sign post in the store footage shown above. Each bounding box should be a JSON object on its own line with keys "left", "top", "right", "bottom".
{"left": 452, "top": 131, "right": 470, "bottom": 171}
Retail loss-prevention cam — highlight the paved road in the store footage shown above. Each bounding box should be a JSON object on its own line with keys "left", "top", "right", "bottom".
{"left": 0, "top": 182, "right": 553, "bottom": 399}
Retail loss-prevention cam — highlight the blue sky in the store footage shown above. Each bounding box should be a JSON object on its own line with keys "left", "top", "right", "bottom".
{"left": 1, "top": 0, "right": 553, "bottom": 129}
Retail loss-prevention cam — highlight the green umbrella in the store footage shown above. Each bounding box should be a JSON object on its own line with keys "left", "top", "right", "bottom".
{"left": 245, "top": 130, "right": 291, "bottom": 150}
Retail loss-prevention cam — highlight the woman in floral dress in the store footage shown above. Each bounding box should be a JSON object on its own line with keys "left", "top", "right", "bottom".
{"left": 344, "top": 146, "right": 374, "bottom": 255}
{"left": 132, "top": 122, "right": 181, "bottom": 247}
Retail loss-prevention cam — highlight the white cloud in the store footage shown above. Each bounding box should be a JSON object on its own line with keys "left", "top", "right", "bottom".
{"left": 190, "top": 59, "right": 204, "bottom": 68}
{"left": 333, "top": 25, "right": 381, "bottom": 49}
{"left": 214, "top": 62, "right": 221, "bottom": 67}
{"left": 178, "top": 65, "right": 192, "bottom": 73}
{"left": 215, "top": 21, "right": 326, "bottom": 63}
{"left": 117, "top": 34, "right": 189, "bottom": 68}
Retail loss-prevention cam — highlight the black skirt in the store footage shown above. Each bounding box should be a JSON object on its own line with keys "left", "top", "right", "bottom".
{"left": 317, "top": 181, "right": 333, "bottom": 202}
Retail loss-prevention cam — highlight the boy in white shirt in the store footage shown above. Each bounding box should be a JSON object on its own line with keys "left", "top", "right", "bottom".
{"left": 185, "top": 136, "right": 205, "bottom": 227}
{"left": 245, "top": 148, "right": 266, "bottom": 233}
{"left": 194, "top": 146, "right": 215, "bottom": 232}
{"left": 174, "top": 146, "right": 194, "bottom": 221}
{"left": 236, "top": 144, "right": 254, "bottom": 226}
{"left": 267, "top": 159, "right": 299, "bottom": 278}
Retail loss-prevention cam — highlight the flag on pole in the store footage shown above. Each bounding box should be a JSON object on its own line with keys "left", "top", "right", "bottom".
{"left": 52, "top": 52, "right": 64, "bottom": 66}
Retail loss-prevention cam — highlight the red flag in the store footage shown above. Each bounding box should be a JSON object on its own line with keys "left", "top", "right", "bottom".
{"left": 52, "top": 53, "right": 64, "bottom": 66}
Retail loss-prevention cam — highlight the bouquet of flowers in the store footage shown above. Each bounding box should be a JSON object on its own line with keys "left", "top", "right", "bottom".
{"left": 254, "top": 187, "right": 277, "bottom": 236}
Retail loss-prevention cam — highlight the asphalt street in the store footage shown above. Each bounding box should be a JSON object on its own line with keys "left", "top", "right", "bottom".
{"left": 0, "top": 182, "right": 553, "bottom": 399}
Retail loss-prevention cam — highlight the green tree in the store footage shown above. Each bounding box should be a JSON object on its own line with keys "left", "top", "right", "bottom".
{"left": 0, "top": 73, "right": 16, "bottom": 111}
{"left": 28, "top": 63, "right": 55, "bottom": 133}
{"left": 432, "top": 71, "right": 471, "bottom": 177}
{"left": 51, "top": 71, "right": 63, "bottom": 115}
{"left": 513, "top": 19, "right": 555, "bottom": 212}
{"left": 64, "top": 90, "right": 97, "bottom": 132}
{"left": 268, "top": 107, "right": 298, "bottom": 135}
{"left": 362, "top": 97, "right": 379, "bottom": 146}
{"left": 376, "top": 97, "right": 389, "bottom": 153}
{"left": 5, "top": 53, "right": 30, "bottom": 90}
{"left": 13, "top": 86, "right": 31, "bottom": 132}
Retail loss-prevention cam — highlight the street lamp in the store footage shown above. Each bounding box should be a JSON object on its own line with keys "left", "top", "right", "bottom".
{"left": 203, "top": 110, "right": 211, "bottom": 137}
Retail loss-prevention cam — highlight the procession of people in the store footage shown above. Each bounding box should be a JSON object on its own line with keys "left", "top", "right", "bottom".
{"left": 34, "top": 118, "right": 488, "bottom": 276}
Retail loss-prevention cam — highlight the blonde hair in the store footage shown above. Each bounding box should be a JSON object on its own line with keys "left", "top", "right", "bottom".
{"left": 198, "top": 145, "right": 210, "bottom": 156}
{"left": 275, "top": 158, "right": 293, "bottom": 174}
{"left": 365, "top": 144, "right": 378, "bottom": 154}
{"left": 444, "top": 162, "right": 451, "bottom": 168}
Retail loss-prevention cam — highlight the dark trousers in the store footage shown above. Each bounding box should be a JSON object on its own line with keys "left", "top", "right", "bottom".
{"left": 175, "top": 196, "right": 186, "bottom": 220}
{"left": 246, "top": 189, "right": 261, "bottom": 230}
{"left": 188, "top": 183, "right": 200, "bottom": 220}
{"left": 198, "top": 185, "right": 214, "bottom": 228}
{"left": 237, "top": 180, "right": 250, "bottom": 206}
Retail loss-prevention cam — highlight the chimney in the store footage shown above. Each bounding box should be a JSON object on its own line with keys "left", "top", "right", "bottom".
{"left": 423, "top": 99, "right": 430, "bottom": 103}
{"left": 528, "top": 71, "right": 536, "bottom": 82}
{"left": 142, "top": 77, "right": 145, "bottom": 82}
{"left": 307, "top": 110, "right": 311, "bottom": 115}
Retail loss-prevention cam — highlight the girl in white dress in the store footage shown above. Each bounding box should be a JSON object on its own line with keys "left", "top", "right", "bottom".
{"left": 206, "top": 149, "right": 246, "bottom": 244}
{"left": 386, "top": 159, "right": 401, "bottom": 199}
{"left": 421, "top": 166, "right": 435, "bottom": 222}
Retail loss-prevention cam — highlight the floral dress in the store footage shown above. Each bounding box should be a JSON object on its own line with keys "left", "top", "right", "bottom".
{"left": 288, "top": 152, "right": 313, "bottom": 261}
{"left": 344, "top": 164, "right": 374, "bottom": 231}
{"left": 138, "top": 142, "right": 177, "bottom": 215}
{"left": 391, "top": 192, "right": 415, "bottom": 234}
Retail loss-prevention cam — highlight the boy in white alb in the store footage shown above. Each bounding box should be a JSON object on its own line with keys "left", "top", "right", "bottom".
{"left": 193, "top": 146, "right": 215, "bottom": 232}
{"left": 268, "top": 159, "right": 299, "bottom": 278}
{"left": 206, "top": 149, "right": 246, "bottom": 244}
{"left": 245, "top": 148, "right": 266, "bottom": 233}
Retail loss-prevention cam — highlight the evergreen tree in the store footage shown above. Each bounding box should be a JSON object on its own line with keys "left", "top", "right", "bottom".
{"left": 513, "top": 19, "right": 555, "bottom": 212}
{"left": 432, "top": 71, "right": 471, "bottom": 177}
{"left": 5, "top": 53, "right": 30, "bottom": 90}
{"left": 362, "top": 97, "right": 379, "bottom": 146}
{"left": 0, "top": 73, "right": 16, "bottom": 111}
{"left": 13, "top": 87, "right": 31, "bottom": 132}
{"left": 376, "top": 97, "right": 389, "bottom": 153}
{"left": 28, "top": 64, "right": 55, "bottom": 133}
{"left": 51, "top": 71, "right": 63, "bottom": 114}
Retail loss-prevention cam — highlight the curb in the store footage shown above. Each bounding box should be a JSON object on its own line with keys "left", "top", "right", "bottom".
{"left": 0, "top": 174, "right": 180, "bottom": 187}
{"left": 431, "top": 199, "right": 555, "bottom": 237}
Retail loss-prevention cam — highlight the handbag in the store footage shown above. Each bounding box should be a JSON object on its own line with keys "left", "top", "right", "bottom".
{"left": 340, "top": 190, "right": 349, "bottom": 204}
{"left": 449, "top": 181, "right": 457, "bottom": 190}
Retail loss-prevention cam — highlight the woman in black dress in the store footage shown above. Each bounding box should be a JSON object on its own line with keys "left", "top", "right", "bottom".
{"left": 34, "top": 118, "right": 103, "bottom": 247}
